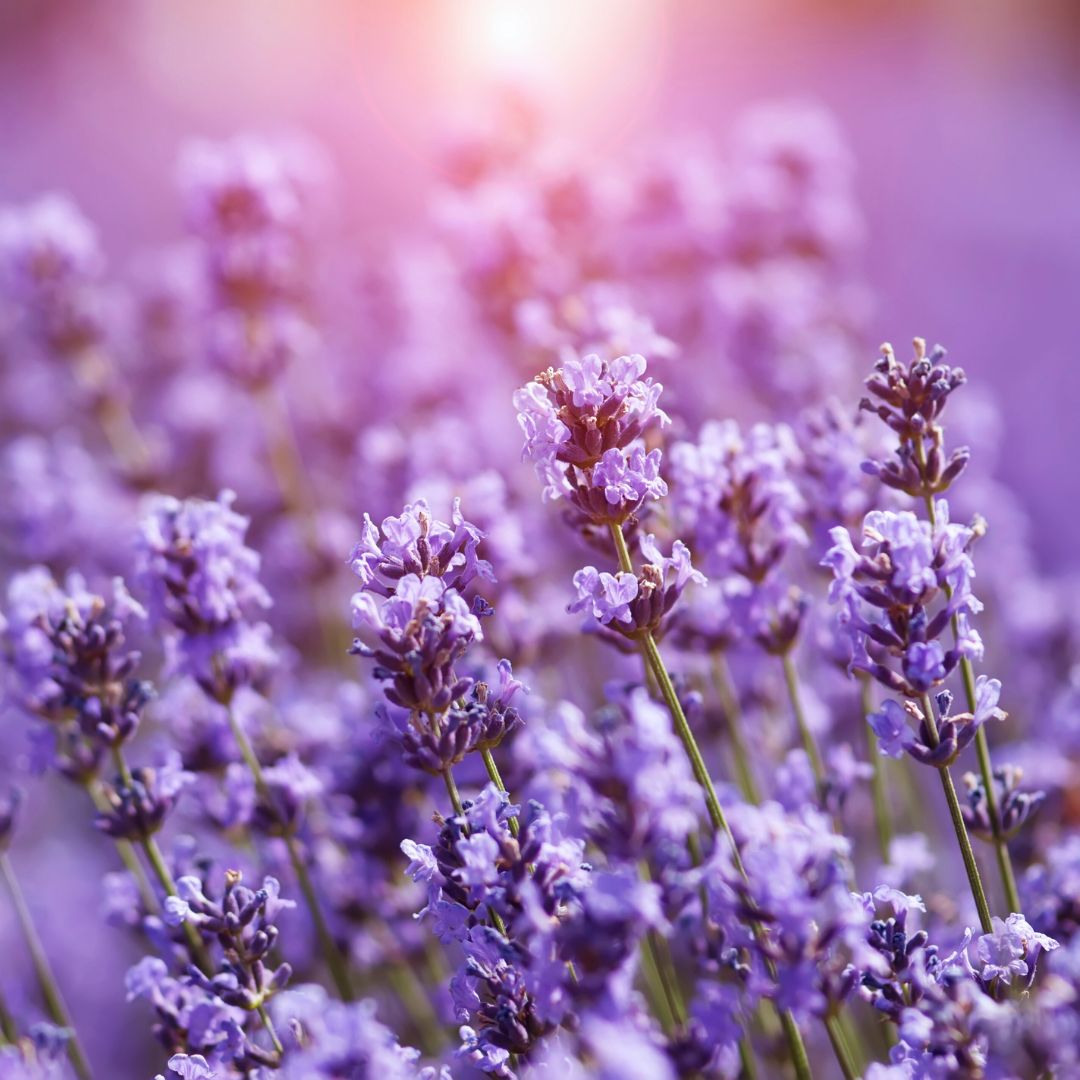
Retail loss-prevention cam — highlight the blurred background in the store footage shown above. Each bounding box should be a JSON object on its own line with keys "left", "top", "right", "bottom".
{"left": 1, "top": 0, "right": 1078, "bottom": 562}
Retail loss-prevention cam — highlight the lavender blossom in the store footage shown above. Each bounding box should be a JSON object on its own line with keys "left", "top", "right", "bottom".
{"left": 670, "top": 419, "right": 809, "bottom": 651}
{"left": 701, "top": 800, "right": 880, "bottom": 1020}
{"left": 823, "top": 504, "right": 985, "bottom": 697}
{"left": 0, "top": 195, "right": 111, "bottom": 360}
{"left": 514, "top": 352, "right": 668, "bottom": 499}
{"left": 961, "top": 765, "right": 1044, "bottom": 842}
{"left": 860, "top": 339, "right": 970, "bottom": 498}
{"left": 569, "top": 535, "right": 705, "bottom": 641}
{"left": 0, "top": 568, "right": 151, "bottom": 778}
{"left": 136, "top": 490, "right": 277, "bottom": 701}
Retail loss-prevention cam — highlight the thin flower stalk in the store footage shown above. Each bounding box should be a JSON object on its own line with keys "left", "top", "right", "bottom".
{"left": 918, "top": 694, "right": 993, "bottom": 933}
{"left": 859, "top": 676, "right": 894, "bottom": 863}
{"left": 0, "top": 986, "right": 15, "bottom": 1045}
{"left": 222, "top": 701, "right": 355, "bottom": 1001}
{"left": 712, "top": 652, "right": 762, "bottom": 804}
{"left": 913, "top": 434, "right": 1021, "bottom": 914}
{"left": 1, "top": 852, "right": 93, "bottom": 1080}
{"left": 108, "top": 746, "right": 214, "bottom": 974}
{"left": 609, "top": 522, "right": 814, "bottom": 1080}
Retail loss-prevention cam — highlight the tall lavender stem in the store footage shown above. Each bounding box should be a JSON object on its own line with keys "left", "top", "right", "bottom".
{"left": 859, "top": 676, "right": 893, "bottom": 863}
{"left": 824, "top": 1013, "right": 858, "bottom": 1080}
{"left": 222, "top": 702, "right": 355, "bottom": 1000}
{"left": 913, "top": 434, "right": 1020, "bottom": 914}
{"left": 0, "top": 983, "right": 16, "bottom": 1044}
{"left": 780, "top": 652, "right": 827, "bottom": 799}
{"left": 609, "top": 522, "right": 814, "bottom": 1080}
{"left": 918, "top": 694, "right": 993, "bottom": 933}
{"left": 711, "top": 652, "right": 762, "bottom": 804}
{"left": 0, "top": 852, "right": 93, "bottom": 1080}
{"left": 109, "top": 747, "right": 213, "bottom": 974}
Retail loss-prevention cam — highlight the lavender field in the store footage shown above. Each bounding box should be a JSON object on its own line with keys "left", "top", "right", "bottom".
{"left": 1, "top": 3, "right": 1079, "bottom": 1078}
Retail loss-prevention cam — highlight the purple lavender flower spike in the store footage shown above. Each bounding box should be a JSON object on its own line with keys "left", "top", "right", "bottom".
{"left": 514, "top": 352, "right": 669, "bottom": 503}
{"left": 348, "top": 498, "right": 519, "bottom": 774}
{"left": 0, "top": 194, "right": 111, "bottom": 360}
{"left": 823, "top": 503, "right": 984, "bottom": 699}
{"left": 569, "top": 535, "right": 705, "bottom": 642}
{"left": 961, "top": 765, "right": 1044, "bottom": 842}
{"left": 860, "top": 339, "right": 970, "bottom": 498}
{"left": 0, "top": 568, "right": 153, "bottom": 782}
{"left": 348, "top": 498, "right": 493, "bottom": 596}
{"left": 565, "top": 444, "right": 668, "bottom": 525}
{"left": 136, "top": 489, "right": 277, "bottom": 701}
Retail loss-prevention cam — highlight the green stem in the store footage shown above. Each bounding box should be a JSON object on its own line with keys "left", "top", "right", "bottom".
{"left": 108, "top": 748, "right": 213, "bottom": 973}
{"left": 915, "top": 435, "right": 1019, "bottom": 914}
{"left": 859, "top": 677, "right": 894, "bottom": 863}
{"left": 738, "top": 1034, "right": 759, "bottom": 1080}
{"left": 966, "top": 665, "right": 1022, "bottom": 914}
{"left": 609, "top": 523, "right": 812, "bottom": 1080}
{"left": 638, "top": 861, "right": 688, "bottom": 1033}
{"left": 777, "top": 1010, "right": 813, "bottom": 1080}
{"left": 824, "top": 1013, "right": 858, "bottom": 1080}
{"left": 781, "top": 653, "right": 826, "bottom": 798}
{"left": 639, "top": 929, "right": 678, "bottom": 1035}
{"left": 712, "top": 652, "right": 762, "bottom": 804}
{"left": 920, "top": 694, "right": 993, "bottom": 933}
{"left": 0, "top": 982, "right": 17, "bottom": 1044}
{"left": 256, "top": 1002, "right": 284, "bottom": 1057}
{"left": 442, "top": 767, "right": 465, "bottom": 817}
{"left": 85, "top": 780, "right": 159, "bottom": 915}
{"left": 384, "top": 960, "right": 448, "bottom": 1056}
{"left": 480, "top": 748, "right": 519, "bottom": 837}
{"left": 137, "top": 829, "right": 214, "bottom": 974}
{"left": 1, "top": 853, "right": 93, "bottom": 1080}
{"left": 224, "top": 708, "right": 354, "bottom": 1001}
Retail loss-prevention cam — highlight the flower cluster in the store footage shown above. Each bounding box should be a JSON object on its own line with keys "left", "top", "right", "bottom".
{"left": 135, "top": 490, "right": 277, "bottom": 701}
{"left": 0, "top": 195, "right": 110, "bottom": 361}
{"left": 824, "top": 505, "right": 985, "bottom": 697}
{"left": 0, "top": 90, "right": 1077, "bottom": 1080}
{"left": 669, "top": 419, "right": 810, "bottom": 652}
{"left": 180, "top": 137, "right": 323, "bottom": 386}
{"left": 348, "top": 500, "right": 523, "bottom": 774}
{"left": 569, "top": 535, "right": 705, "bottom": 642}
{"left": 514, "top": 352, "right": 668, "bottom": 523}
{"left": 860, "top": 339, "right": 970, "bottom": 498}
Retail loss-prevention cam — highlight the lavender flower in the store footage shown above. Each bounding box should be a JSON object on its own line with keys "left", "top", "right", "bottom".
{"left": 0, "top": 568, "right": 152, "bottom": 778}
{"left": 961, "top": 765, "right": 1045, "bottom": 842}
{"left": 272, "top": 987, "right": 430, "bottom": 1079}
{"left": 170, "top": 871, "right": 294, "bottom": 1014}
{"left": 701, "top": 800, "right": 880, "bottom": 1020}
{"left": 348, "top": 498, "right": 493, "bottom": 597}
{"left": 0, "top": 195, "right": 110, "bottom": 359}
{"left": 823, "top": 504, "right": 985, "bottom": 697}
{"left": 95, "top": 755, "right": 194, "bottom": 841}
{"left": 966, "top": 914, "right": 1058, "bottom": 988}
{"left": 566, "top": 445, "right": 667, "bottom": 525}
{"left": 569, "top": 535, "right": 705, "bottom": 641}
{"left": 514, "top": 352, "right": 668, "bottom": 499}
{"left": 860, "top": 339, "right": 970, "bottom": 498}
{"left": 348, "top": 499, "right": 523, "bottom": 774}
{"left": 136, "top": 490, "right": 277, "bottom": 700}
{"left": 866, "top": 682, "right": 1005, "bottom": 768}
{"left": 669, "top": 420, "right": 809, "bottom": 651}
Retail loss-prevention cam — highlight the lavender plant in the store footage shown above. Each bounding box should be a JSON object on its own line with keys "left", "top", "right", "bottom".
{"left": 0, "top": 100, "right": 1076, "bottom": 1080}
